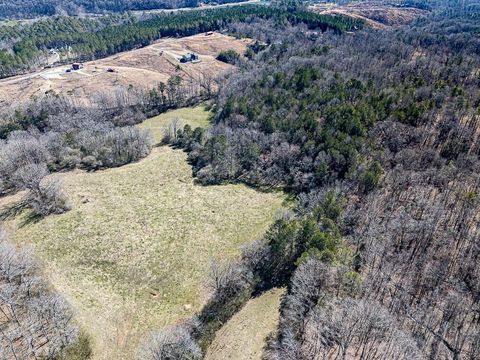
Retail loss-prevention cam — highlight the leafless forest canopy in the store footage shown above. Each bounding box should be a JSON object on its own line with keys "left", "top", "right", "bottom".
{"left": 157, "top": 2, "right": 480, "bottom": 359}
{"left": 0, "top": 0, "right": 248, "bottom": 19}
{"left": 1, "top": 0, "right": 480, "bottom": 359}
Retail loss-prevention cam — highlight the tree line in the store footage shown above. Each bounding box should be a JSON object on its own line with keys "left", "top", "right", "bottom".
{"left": 0, "top": 0, "right": 248, "bottom": 20}
{"left": 152, "top": 4, "right": 480, "bottom": 359}
{"left": 0, "top": 4, "right": 364, "bottom": 78}
{"left": 0, "top": 225, "right": 92, "bottom": 358}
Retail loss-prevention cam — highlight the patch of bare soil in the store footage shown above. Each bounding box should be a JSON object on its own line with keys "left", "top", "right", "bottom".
{"left": 310, "top": 2, "right": 428, "bottom": 29}
{"left": 0, "top": 33, "right": 251, "bottom": 107}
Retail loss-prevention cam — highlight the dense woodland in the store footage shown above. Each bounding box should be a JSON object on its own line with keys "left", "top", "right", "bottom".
{"left": 1, "top": 0, "right": 480, "bottom": 359}
{"left": 153, "top": 2, "right": 480, "bottom": 359}
{"left": 0, "top": 4, "right": 363, "bottom": 78}
{"left": 0, "top": 0, "right": 246, "bottom": 20}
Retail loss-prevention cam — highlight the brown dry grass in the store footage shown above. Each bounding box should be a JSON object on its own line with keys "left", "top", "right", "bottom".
{"left": 1, "top": 106, "right": 284, "bottom": 360}
{"left": 310, "top": 2, "right": 427, "bottom": 29}
{"left": 0, "top": 33, "right": 251, "bottom": 107}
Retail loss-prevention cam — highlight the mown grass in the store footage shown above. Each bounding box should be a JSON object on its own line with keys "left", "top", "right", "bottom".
{"left": 4, "top": 106, "right": 284, "bottom": 360}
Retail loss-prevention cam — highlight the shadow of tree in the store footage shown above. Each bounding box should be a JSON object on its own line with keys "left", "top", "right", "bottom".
{"left": 0, "top": 196, "right": 42, "bottom": 227}
{"left": 0, "top": 197, "right": 29, "bottom": 221}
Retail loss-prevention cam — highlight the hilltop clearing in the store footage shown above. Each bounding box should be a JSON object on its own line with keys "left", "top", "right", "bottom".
{"left": 310, "top": 2, "right": 427, "bottom": 29}
{"left": 0, "top": 33, "right": 250, "bottom": 107}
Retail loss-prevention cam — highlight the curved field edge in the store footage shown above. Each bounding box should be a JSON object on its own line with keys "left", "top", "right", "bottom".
{"left": 1, "top": 106, "right": 285, "bottom": 360}
{"left": 205, "top": 288, "right": 285, "bottom": 360}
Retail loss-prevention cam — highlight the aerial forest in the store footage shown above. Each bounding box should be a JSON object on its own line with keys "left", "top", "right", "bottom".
{"left": 1, "top": 0, "right": 480, "bottom": 359}
{"left": 160, "top": 2, "right": 480, "bottom": 359}
{"left": 0, "top": 4, "right": 362, "bottom": 78}
{"left": 0, "top": 0, "right": 251, "bottom": 20}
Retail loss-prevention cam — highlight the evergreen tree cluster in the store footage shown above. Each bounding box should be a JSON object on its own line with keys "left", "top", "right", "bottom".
{"left": 0, "top": 5, "right": 364, "bottom": 78}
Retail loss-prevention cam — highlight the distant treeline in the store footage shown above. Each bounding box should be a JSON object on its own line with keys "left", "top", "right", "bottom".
{"left": 152, "top": 8, "right": 480, "bottom": 360}
{"left": 0, "top": 0, "right": 245, "bottom": 19}
{"left": 0, "top": 4, "right": 364, "bottom": 78}
{"left": 313, "top": 0, "right": 480, "bottom": 13}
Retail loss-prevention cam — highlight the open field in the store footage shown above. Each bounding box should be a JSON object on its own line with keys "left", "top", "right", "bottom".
{"left": 139, "top": 105, "right": 213, "bottom": 142}
{"left": 1, "top": 106, "right": 284, "bottom": 359}
{"left": 0, "top": 32, "right": 251, "bottom": 107}
{"left": 310, "top": 2, "right": 428, "bottom": 29}
{"left": 205, "top": 288, "right": 284, "bottom": 360}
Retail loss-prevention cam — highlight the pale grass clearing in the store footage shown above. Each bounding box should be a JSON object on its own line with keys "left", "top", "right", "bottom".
{"left": 2, "top": 107, "right": 284, "bottom": 360}
{"left": 139, "top": 105, "right": 211, "bottom": 143}
{"left": 205, "top": 288, "right": 285, "bottom": 360}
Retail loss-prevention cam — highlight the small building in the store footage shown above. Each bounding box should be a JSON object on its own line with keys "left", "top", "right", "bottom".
{"left": 249, "top": 41, "right": 268, "bottom": 53}
{"left": 72, "top": 63, "right": 82, "bottom": 70}
{"left": 180, "top": 53, "right": 200, "bottom": 63}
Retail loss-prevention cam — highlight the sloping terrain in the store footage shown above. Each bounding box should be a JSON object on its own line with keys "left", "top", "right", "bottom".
{"left": 1, "top": 107, "right": 284, "bottom": 359}
{"left": 310, "top": 2, "right": 428, "bottom": 29}
{"left": 205, "top": 288, "right": 284, "bottom": 360}
{"left": 0, "top": 33, "right": 250, "bottom": 107}
{"left": 162, "top": 12, "right": 480, "bottom": 359}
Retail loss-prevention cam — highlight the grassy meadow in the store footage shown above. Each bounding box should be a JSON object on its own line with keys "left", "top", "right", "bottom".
{"left": 205, "top": 288, "right": 284, "bottom": 360}
{"left": 3, "top": 106, "right": 285, "bottom": 359}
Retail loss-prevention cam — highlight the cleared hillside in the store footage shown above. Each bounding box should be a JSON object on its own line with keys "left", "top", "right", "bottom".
{"left": 1, "top": 106, "right": 285, "bottom": 359}
{"left": 310, "top": 2, "right": 427, "bottom": 29}
{"left": 0, "top": 33, "right": 250, "bottom": 107}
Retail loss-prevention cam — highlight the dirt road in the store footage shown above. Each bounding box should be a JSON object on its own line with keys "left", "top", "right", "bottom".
{"left": 0, "top": 33, "right": 251, "bottom": 107}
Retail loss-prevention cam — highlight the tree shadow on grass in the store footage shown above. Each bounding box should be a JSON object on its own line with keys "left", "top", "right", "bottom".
{"left": 191, "top": 177, "right": 285, "bottom": 194}
{"left": 0, "top": 197, "right": 29, "bottom": 220}
{"left": 0, "top": 197, "right": 42, "bottom": 227}
{"left": 191, "top": 177, "right": 293, "bottom": 209}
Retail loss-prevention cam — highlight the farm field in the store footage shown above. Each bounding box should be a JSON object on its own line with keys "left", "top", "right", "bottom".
{"left": 0, "top": 32, "right": 251, "bottom": 107}
{"left": 1, "top": 106, "right": 285, "bottom": 359}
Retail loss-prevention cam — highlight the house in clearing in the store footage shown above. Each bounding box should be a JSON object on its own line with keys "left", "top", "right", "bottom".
{"left": 180, "top": 53, "right": 200, "bottom": 63}
{"left": 72, "top": 63, "right": 83, "bottom": 70}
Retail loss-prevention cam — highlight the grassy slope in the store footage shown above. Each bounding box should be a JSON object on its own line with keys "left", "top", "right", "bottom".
{"left": 4, "top": 106, "right": 284, "bottom": 359}
{"left": 205, "top": 288, "right": 285, "bottom": 360}
{"left": 139, "top": 105, "right": 212, "bottom": 143}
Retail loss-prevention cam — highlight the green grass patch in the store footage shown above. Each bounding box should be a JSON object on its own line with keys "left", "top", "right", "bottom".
{"left": 139, "top": 105, "right": 211, "bottom": 143}
{"left": 205, "top": 288, "right": 284, "bottom": 360}
{"left": 4, "top": 107, "right": 284, "bottom": 359}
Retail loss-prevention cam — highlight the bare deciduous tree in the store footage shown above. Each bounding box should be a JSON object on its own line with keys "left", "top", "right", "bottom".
{"left": 0, "top": 226, "right": 80, "bottom": 359}
{"left": 139, "top": 324, "right": 202, "bottom": 360}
